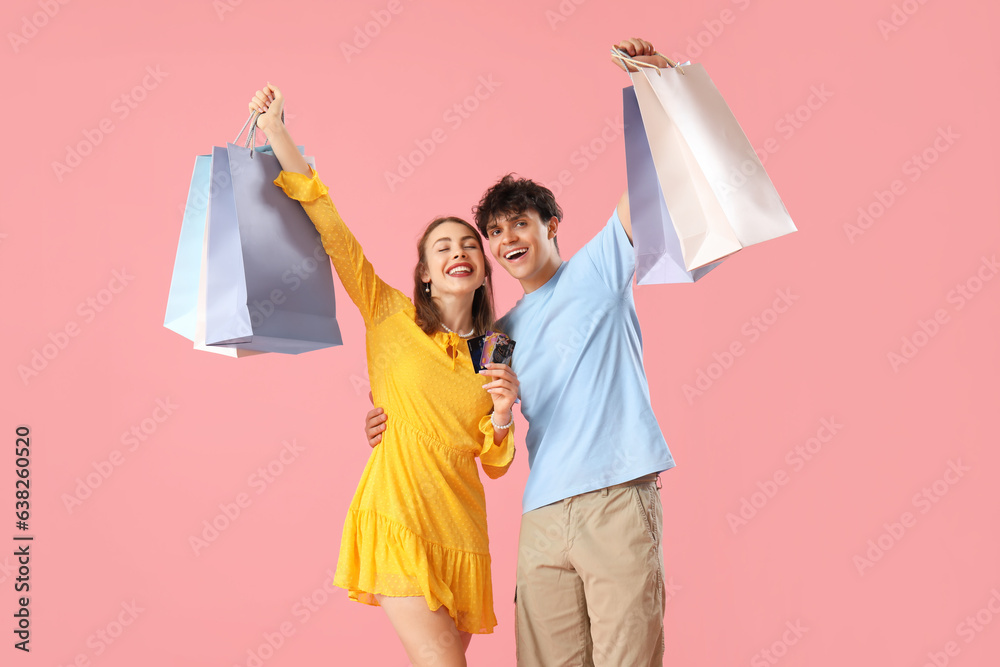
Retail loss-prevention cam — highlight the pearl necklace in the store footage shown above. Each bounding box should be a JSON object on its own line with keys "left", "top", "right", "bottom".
{"left": 440, "top": 323, "right": 475, "bottom": 338}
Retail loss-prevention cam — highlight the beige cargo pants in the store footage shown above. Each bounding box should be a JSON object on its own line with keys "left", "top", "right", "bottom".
{"left": 515, "top": 473, "right": 665, "bottom": 666}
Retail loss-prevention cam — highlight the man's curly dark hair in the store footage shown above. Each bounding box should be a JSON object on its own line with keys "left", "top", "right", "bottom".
{"left": 473, "top": 174, "right": 563, "bottom": 253}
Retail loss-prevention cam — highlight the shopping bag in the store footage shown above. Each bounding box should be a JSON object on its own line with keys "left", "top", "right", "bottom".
{"left": 163, "top": 152, "right": 259, "bottom": 357}
{"left": 623, "top": 86, "right": 721, "bottom": 284}
{"left": 164, "top": 154, "right": 212, "bottom": 340}
{"left": 195, "top": 205, "right": 264, "bottom": 358}
{"left": 165, "top": 109, "right": 342, "bottom": 354}
{"left": 616, "top": 49, "right": 796, "bottom": 273}
{"left": 202, "top": 140, "right": 343, "bottom": 354}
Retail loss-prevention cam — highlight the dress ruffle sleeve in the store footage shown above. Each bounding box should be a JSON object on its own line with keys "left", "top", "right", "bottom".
{"left": 477, "top": 414, "right": 515, "bottom": 479}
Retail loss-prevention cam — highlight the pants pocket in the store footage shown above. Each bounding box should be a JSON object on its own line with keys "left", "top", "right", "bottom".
{"left": 514, "top": 585, "right": 520, "bottom": 664}
{"left": 632, "top": 483, "right": 661, "bottom": 545}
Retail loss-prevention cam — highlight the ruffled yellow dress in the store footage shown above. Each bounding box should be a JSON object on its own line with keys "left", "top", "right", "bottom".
{"left": 273, "top": 166, "right": 515, "bottom": 634}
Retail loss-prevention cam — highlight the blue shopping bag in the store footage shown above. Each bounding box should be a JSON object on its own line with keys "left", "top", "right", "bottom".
{"left": 164, "top": 154, "right": 212, "bottom": 340}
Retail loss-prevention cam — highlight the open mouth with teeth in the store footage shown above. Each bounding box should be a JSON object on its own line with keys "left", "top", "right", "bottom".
{"left": 446, "top": 264, "right": 474, "bottom": 277}
{"left": 504, "top": 247, "right": 529, "bottom": 262}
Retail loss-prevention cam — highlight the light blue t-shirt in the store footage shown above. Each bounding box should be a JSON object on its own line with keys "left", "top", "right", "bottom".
{"left": 497, "top": 208, "right": 675, "bottom": 513}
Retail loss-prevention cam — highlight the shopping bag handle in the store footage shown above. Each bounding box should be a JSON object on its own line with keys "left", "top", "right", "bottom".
{"left": 234, "top": 108, "right": 285, "bottom": 159}
{"left": 610, "top": 46, "right": 686, "bottom": 76}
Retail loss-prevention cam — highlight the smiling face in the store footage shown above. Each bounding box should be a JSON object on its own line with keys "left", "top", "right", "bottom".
{"left": 419, "top": 220, "right": 487, "bottom": 297}
{"left": 486, "top": 208, "right": 560, "bottom": 285}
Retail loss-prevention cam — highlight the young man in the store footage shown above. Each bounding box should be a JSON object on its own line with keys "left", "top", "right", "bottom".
{"left": 366, "top": 38, "right": 674, "bottom": 665}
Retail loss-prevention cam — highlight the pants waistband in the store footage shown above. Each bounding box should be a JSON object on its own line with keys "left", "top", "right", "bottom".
{"left": 602, "top": 472, "right": 660, "bottom": 494}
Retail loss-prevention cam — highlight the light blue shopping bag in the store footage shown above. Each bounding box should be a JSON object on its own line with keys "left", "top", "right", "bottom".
{"left": 164, "top": 154, "right": 212, "bottom": 339}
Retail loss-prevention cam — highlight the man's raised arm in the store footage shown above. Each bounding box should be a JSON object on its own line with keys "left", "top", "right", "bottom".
{"left": 610, "top": 37, "right": 671, "bottom": 244}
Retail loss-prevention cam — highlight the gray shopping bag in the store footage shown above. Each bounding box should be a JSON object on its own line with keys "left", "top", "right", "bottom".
{"left": 203, "top": 116, "right": 341, "bottom": 354}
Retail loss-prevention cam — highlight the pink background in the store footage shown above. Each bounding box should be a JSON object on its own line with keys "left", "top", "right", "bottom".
{"left": 4, "top": 0, "right": 999, "bottom": 665}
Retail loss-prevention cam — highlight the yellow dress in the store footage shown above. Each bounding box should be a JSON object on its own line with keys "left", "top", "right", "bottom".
{"left": 273, "top": 166, "right": 515, "bottom": 634}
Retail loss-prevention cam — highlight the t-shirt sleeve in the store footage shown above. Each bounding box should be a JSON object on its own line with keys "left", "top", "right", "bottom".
{"left": 582, "top": 207, "right": 635, "bottom": 294}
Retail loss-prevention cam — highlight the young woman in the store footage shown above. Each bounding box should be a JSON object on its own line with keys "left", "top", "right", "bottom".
{"left": 248, "top": 83, "right": 519, "bottom": 667}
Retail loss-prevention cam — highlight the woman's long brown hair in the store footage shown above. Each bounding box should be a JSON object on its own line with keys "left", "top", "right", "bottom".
{"left": 412, "top": 217, "right": 500, "bottom": 336}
